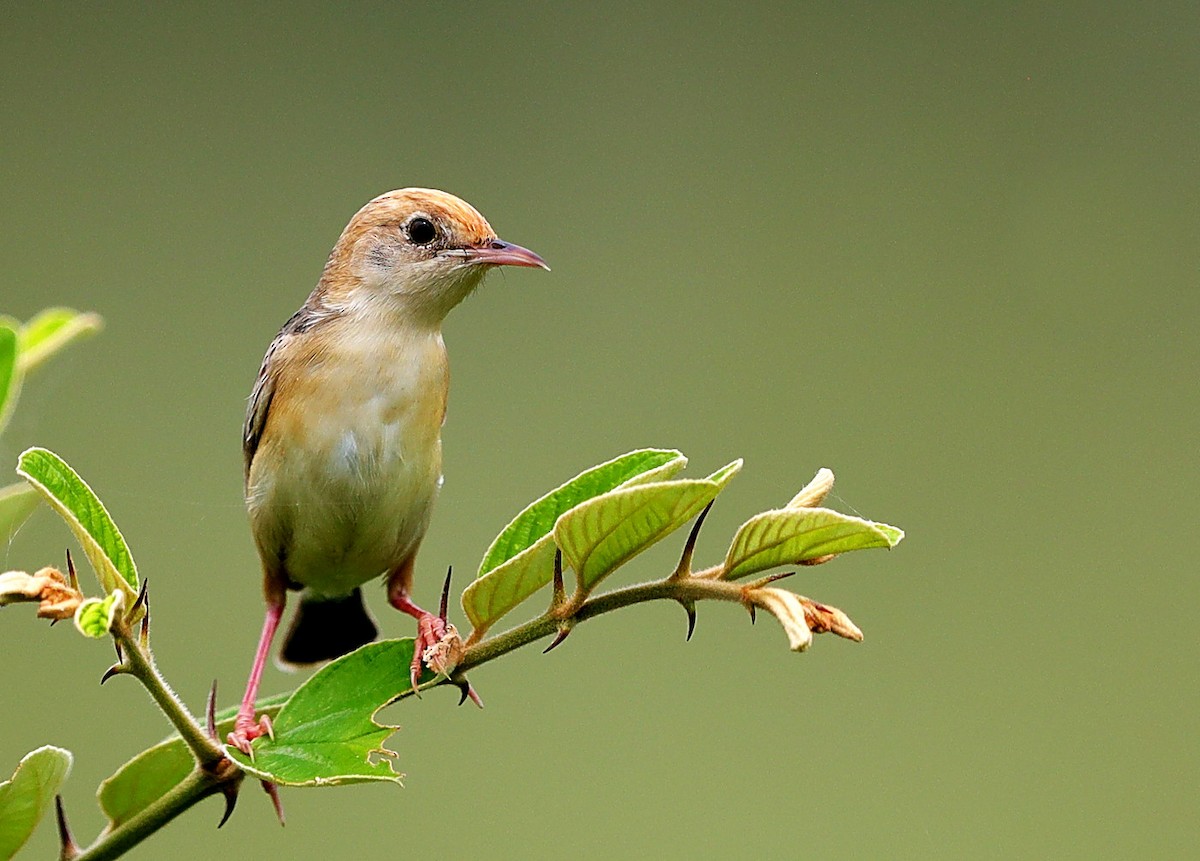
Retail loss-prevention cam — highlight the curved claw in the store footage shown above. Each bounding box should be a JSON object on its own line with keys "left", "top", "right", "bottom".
{"left": 100, "top": 664, "right": 124, "bottom": 685}
{"left": 454, "top": 678, "right": 484, "bottom": 708}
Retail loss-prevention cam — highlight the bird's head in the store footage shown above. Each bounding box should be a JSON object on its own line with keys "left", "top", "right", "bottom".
{"left": 317, "top": 188, "right": 548, "bottom": 325}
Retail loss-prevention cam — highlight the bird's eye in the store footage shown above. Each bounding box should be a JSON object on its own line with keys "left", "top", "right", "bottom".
{"left": 406, "top": 217, "right": 437, "bottom": 245}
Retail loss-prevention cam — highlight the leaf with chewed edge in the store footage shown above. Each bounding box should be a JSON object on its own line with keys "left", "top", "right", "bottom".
{"left": 462, "top": 449, "right": 686, "bottom": 634}
{"left": 228, "top": 639, "right": 427, "bottom": 787}
{"left": 0, "top": 745, "right": 72, "bottom": 861}
{"left": 16, "top": 448, "right": 139, "bottom": 603}
{"left": 556, "top": 461, "right": 742, "bottom": 593}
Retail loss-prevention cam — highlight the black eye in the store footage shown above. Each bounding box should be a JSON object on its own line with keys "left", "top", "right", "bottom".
{"left": 407, "top": 217, "right": 437, "bottom": 245}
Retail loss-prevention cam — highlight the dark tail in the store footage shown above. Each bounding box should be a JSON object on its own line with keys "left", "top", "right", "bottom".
{"left": 279, "top": 588, "right": 378, "bottom": 667}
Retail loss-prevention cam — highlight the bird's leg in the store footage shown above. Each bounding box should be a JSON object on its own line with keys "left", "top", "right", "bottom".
{"left": 227, "top": 600, "right": 284, "bottom": 755}
{"left": 386, "top": 558, "right": 449, "bottom": 690}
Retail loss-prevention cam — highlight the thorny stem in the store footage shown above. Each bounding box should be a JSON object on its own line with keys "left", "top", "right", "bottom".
{"left": 74, "top": 567, "right": 755, "bottom": 859}
{"left": 457, "top": 575, "right": 747, "bottom": 673}
{"left": 109, "top": 618, "right": 227, "bottom": 770}
{"left": 72, "top": 766, "right": 239, "bottom": 861}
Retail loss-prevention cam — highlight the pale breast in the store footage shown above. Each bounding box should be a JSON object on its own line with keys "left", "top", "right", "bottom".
{"left": 247, "top": 323, "right": 448, "bottom": 597}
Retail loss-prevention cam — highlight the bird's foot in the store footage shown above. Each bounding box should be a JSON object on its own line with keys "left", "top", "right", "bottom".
{"left": 410, "top": 611, "right": 449, "bottom": 690}
{"left": 226, "top": 712, "right": 274, "bottom": 757}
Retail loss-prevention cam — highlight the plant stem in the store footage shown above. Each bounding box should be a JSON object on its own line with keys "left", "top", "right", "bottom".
{"left": 458, "top": 576, "right": 746, "bottom": 672}
{"left": 79, "top": 575, "right": 750, "bottom": 859}
{"left": 112, "top": 623, "right": 227, "bottom": 770}
{"left": 73, "top": 767, "right": 235, "bottom": 861}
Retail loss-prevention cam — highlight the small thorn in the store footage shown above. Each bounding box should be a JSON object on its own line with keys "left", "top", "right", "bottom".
{"left": 543, "top": 624, "right": 572, "bottom": 654}
{"left": 131, "top": 577, "right": 149, "bottom": 615}
{"left": 747, "top": 570, "right": 796, "bottom": 589}
{"left": 672, "top": 500, "right": 714, "bottom": 579}
{"left": 551, "top": 548, "right": 565, "bottom": 607}
{"left": 262, "top": 780, "right": 285, "bottom": 826}
{"left": 439, "top": 566, "right": 452, "bottom": 622}
{"left": 100, "top": 664, "right": 123, "bottom": 685}
{"left": 113, "top": 640, "right": 124, "bottom": 664}
{"left": 139, "top": 594, "right": 151, "bottom": 645}
{"left": 64, "top": 550, "right": 80, "bottom": 591}
{"left": 454, "top": 678, "right": 484, "bottom": 708}
{"left": 206, "top": 680, "right": 218, "bottom": 739}
{"left": 217, "top": 783, "right": 239, "bottom": 828}
{"left": 747, "top": 603, "right": 757, "bottom": 624}
{"left": 681, "top": 600, "right": 697, "bottom": 641}
{"left": 55, "top": 795, "right": 80, "bottom": 860}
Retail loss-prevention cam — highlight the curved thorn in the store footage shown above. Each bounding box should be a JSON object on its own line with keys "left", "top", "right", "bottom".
{"left": 64, "top": 549, "right": 79, "bottom": 591}
{"left": 55, "top": 795, "right": 79, "bottom": 860}
{"left": 672, "top": 500, "right": 714, "bottom": 580}
{"left": 262, "top": 780, "right": 285, "bottom": 827}
{"left": 439, "top": 566, "right": 452, "bottom": 622}
{"left": 113, "top": 640, "right": 124, "bottom": 664}
{"left": 206, "top": 680, "right": 218, "bottom": 739}
{"left": 543, "top": 625, "right": 571, "bottom": 654}
{"left": 100, "top": 664, "right": 123, "bottom": 685}
{"left": 681, "top": 600, "right": 697, "bottom": 641}
{"left": 454, "top": 678, "right": 484, "bottom": 708}
{"left": 217, "top": 784, "right": 239, "bottom": 828}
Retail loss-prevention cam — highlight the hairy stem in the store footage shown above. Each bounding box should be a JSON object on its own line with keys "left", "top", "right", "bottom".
{"left": 458, "top": 575, "right": 746, "bottom": 672}
{"left": 78, "top": 574, "right": 750, "bottom": 859}
{"left": 111, "top": 622, "right": 227, "bottom": 770}
{"left": 73, "top": 767, "right": 234, "bottom": 861}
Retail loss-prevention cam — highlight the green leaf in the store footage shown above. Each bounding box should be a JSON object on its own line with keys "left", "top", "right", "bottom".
{"left": 15, "top": 448, "right": 138, "bottom": 601}
{"left": 478, "top": 449, "right": 686, "bottom": 575}
{"left": 462, "top": 449, "right": 686, "bottom": 634}
{"left": 722, "top": 507, "right": 905, "bottom": 580}
{"left": 0, "top": 323, "right": 21, "bottom": 437}
{"left": 0, "top": 483, "right": 39, "bottom": 544}
{"left": 73, "top": 592, "right": 124, "bottom": 637}
{"left": 556, "top": 460, "right": 742, "bottom": 593}
{"left": 228, "top": 639, "right": 424, "bottom": 787}
{"left": 17, "top": 308, "right": 102, "bottom": 374}
{"left": 99, "top": 694, "right": 288, "bottom": 830}
{"left": 0, "top": 745, "right": 72, "bottom": 861}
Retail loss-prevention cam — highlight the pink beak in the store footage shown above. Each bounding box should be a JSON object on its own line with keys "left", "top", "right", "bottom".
{"left": 466, "top": 239, "right": 550, "bottom": 270}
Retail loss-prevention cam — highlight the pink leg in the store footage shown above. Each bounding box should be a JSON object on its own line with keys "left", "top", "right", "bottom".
{"left": 227, "top": 601, "right": 284, "bottom": 755}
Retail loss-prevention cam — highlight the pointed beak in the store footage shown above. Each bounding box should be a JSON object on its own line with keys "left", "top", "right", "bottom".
{"left": 463, "top": 239, "right": 550, "bottom": 271}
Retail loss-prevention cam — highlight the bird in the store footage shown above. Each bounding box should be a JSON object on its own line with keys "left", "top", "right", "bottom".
{"left": 228, "top": 188, "right": 548, "bottom": 753}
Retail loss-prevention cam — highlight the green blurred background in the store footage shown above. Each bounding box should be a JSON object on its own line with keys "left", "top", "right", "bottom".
{"left": 2, "top": 2, "right": 1196, "bottom": 858}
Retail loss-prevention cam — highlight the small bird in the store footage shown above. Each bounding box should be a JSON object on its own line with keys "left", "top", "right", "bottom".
{"left": 229, "top": 188, "right": 547, "bottom": 752}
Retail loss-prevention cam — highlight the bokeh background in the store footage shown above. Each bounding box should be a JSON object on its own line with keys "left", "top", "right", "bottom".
{"left": 2, "top": 3, "right": 1196, "bottom": 858}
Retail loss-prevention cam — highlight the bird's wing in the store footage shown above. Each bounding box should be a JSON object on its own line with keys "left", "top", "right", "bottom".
{"left": 243, "top": 303, "right": 340, "bottom": 480}
{"left": 243, "top": 332, "right": 284, "bottom": 481}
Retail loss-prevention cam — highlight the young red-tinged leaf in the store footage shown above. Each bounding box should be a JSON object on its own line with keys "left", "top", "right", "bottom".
{"left": 722, "top": 507, "right": 904, "bottom": 580}
{"left": 15, "top": 448, "right": 139, "bottom": 603}
{"left": 228, "top": 639, "right": 429, "bottom": 787}
{"left": 556, "top": 461, "right": 742, "bottom": 594}
{"left": 0, "top": 746, "right": 72, "bottom": 861}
